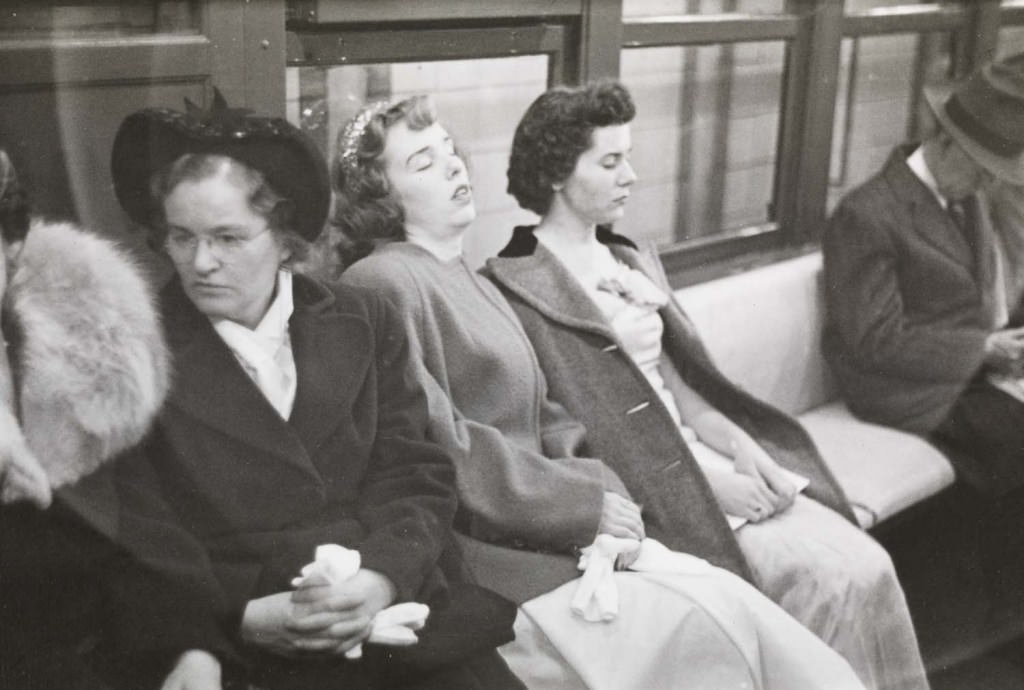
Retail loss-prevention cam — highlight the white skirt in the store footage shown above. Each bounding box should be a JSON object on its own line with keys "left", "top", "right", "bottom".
{"left": 498, "top": 566, "right": 865, "bottom": 690}
{"left": 735, "top": 495, "right": 929, "bottom": 690}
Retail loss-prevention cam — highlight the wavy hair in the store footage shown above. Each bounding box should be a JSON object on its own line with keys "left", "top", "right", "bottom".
{"left": 507, "top": 80, "right": 636, "bottom": 216}
{"left": 330, "top": 95, "right": 437, "bottom": 267}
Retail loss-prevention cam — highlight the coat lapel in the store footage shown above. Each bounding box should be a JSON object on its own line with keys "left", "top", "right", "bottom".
{"left": 607, "top": 241, "right": 716, "bottom": 366}
{"left": 884, "top": 151, "right": 975, "bottom": 275}
{"left": 487, "top": 242, "right": 620, "bottom": 345}
{"left": 286, "top": 278, "right": 373, "bottom": 457}
{"left": 161, "top": 280, "right": 320, "bottom": 482}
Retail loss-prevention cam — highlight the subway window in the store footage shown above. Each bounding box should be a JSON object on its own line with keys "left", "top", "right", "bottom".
{"left": 827, "top": 31, "right": 953, "bottom": 210}
{"left": 619, "top": 41, "right": 784, "bottom": 247}
{"left": 623, "top": 0, "right": 786, "bottom": 17}
{"left": 286, "top": 56, "right": 549, "bottom": 264}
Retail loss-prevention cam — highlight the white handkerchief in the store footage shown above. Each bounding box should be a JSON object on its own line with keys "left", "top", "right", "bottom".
{"left": 292, "top": 544, "right": 430, "bottom": 659}
{"left": 572, "top": 536, "right": 716, "bottom": 623}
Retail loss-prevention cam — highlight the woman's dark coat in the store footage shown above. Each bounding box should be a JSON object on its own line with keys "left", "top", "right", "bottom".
{"left": 486, "top": 227, "right": 856, "bottom": 582}
{"left": 115, "top": 275, "right": 516, "bottom": 687}
{"left": 0, "top": 219, "right": 186, "bottom": 689}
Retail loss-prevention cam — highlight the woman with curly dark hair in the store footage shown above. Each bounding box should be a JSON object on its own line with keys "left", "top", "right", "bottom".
{"left": 487, "top": 80, "right": 929, "bottom": 690}
{"left": 335, "top": 94, "right": 866, "bottom": 690}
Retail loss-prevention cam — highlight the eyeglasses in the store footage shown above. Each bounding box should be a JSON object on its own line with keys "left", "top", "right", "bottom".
{"left": 164, "top": 226, "right": 271, "bottom": 264}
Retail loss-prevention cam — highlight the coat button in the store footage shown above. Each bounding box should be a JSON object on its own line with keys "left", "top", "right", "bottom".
{"left": 625, "top": 401, "right": 650, "bottom": 415}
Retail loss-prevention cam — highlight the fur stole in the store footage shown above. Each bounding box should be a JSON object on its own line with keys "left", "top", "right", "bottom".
{"left": 3, "top": 219, "right": 169, "bottom": 498}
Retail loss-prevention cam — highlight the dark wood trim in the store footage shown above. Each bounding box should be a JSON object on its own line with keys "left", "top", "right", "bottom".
{"left": 831, "top": 35, "right": 859, "bottom": 189}
{"left": 668, "top": 242, "right": 820, "bottom": 289}
{"left": 577, "top": 0, "right": 622, "bottom": 81}
{"left": 205, "top": 3, "right": 286, "bottom": 115}
{"left": 777, "top": 0, "right": 843, "bottom": 242}
{"left": 549, "top": 21, "right": 579, "bottom": 85}
{"left": 0, "top": 36, "right": 211, "bottom": 88}
{"left": 962, "top": 0, "right": 1003, "bottom": 68}
{"left": 286, "top": 23, "right": 567, "bottom": 65}
{"left": 287, "top": 0, "right": 582, "bottom": 24}
{"left": 205, "top": 2, "right": 243, "bottom": 106}
{"left": 243, "top": 1, "right": 287, "bottom": 115}
{"left": 660, "top": 223, "right": 788, "bottom": 286}
{"left": 841, "top": 4, "right": 967, "bottom": 37}
{"left": 623, "top": 14, "right": 800, "bottom": 46}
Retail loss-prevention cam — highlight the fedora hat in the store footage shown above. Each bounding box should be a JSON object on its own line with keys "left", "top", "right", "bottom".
{"left": 924, "top": 54, "right": 1024, "bottom": 185}
{"left": 111, "top": 89, "right": 330, "bottom": 241}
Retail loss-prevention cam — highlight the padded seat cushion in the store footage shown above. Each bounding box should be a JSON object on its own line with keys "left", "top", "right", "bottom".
{"left": 675, "top": 253, "right": 835, "bottom": 417}
{"left": 798, "top": 401, "right": 956, "bottom": 528}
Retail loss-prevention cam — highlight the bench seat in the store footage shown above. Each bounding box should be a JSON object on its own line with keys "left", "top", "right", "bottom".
{"left": 799, "top": 401, "right": 954, "bottom": 528}
{"left": 675, "top": 251, "right": 956, "bottom": 528}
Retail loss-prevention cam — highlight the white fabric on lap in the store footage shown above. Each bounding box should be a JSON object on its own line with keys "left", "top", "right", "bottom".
{"left": 501, "top": 568, "right": 865, "bottom": 690}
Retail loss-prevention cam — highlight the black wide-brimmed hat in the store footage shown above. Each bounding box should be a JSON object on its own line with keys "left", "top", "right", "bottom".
{"left": 111, "top": 90, "right": 330, "bottom": 241}
{"left": 924, "top": 53, "right": 1024, "bottom": 185}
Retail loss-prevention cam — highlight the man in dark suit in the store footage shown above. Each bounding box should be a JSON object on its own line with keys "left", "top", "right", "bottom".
{"left": 822, "top": 54, "right": 1024, "bottom": 498}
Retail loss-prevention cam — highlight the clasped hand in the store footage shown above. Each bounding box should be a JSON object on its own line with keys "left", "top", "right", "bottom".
{"left": 598, "top": 491, "right": 645, "bottom": 569}
{"left": 709, "top": 442, "right": 797, "bottom": 523}
{"left": 240, "top": 568, "right": 396, "bottom": 657}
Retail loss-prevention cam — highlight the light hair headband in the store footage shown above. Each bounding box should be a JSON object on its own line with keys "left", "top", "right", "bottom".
{"left": 337, "top": 100, "right": 390, "bottom": 181}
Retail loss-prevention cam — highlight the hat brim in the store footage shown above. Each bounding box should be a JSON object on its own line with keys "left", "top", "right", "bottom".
{"left": 924, "top": 84, "right": 1024, "bottom": 186}
{"left": 111, "top": 109, "right": 330, "bottom": 241}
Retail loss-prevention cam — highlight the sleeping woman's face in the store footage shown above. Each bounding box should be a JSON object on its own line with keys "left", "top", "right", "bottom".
{"left": 382, "top": 120, "right": 476, "bottom": 242}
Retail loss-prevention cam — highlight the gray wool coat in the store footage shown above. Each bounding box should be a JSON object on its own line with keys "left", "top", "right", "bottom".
{"left": 486, "top": 226, "right": 856, "bottom": 581}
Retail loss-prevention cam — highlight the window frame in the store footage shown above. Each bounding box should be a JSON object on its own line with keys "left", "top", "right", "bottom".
{"left": 283, "top": 0, "right": 1013, "bottom": 285}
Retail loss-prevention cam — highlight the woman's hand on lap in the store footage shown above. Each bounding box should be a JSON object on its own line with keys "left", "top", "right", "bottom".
{"left": 285, "top": 568, "right": 398, "bottom": 654}
{"left": 241, "top": 591, "right": 359, "bottom": 657}
{"left": 734, "top": 441, "right": 797, "bottom": 514}
{"left": 598, "top": 491, "right": 645, "bottom": 540}
{"left": 706, "top": 469, "right": 776, "bottom": 522}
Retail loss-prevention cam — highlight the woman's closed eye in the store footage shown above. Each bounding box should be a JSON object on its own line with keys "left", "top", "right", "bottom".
{"left": 601, "top": 152, "right": 631, "bottom": 170}
{"left": 410, "top": 152, "right": 433, "bottom": 172}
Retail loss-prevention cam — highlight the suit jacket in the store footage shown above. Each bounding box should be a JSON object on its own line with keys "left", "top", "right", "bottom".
{"left": 822, "top": 145, "right": 1013, "bottom": 433}
{"left": 113, "top": 274, "right": 459, "bottom": 663}
{"left": 486, "top": 227, "right": 855, "bottom": 583}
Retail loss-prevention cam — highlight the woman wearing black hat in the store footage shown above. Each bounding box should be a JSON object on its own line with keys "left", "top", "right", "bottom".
{"left": 108, "top": 95, "right": 522, "bottom": 690}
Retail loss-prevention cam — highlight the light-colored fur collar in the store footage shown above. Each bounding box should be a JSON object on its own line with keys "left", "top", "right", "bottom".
{"left": 4, "top": 219, "right": 169, "bottom": 496}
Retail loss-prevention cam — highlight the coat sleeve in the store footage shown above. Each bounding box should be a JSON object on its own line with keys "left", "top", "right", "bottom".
{"left": 342, "top": 265, "right": 617, "bottom": 556}
{"left": 822, "top": 199, "right": 989, "bottom": 382}
{"left": 352, "top": 291, "right": 461, "bottom": 602}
